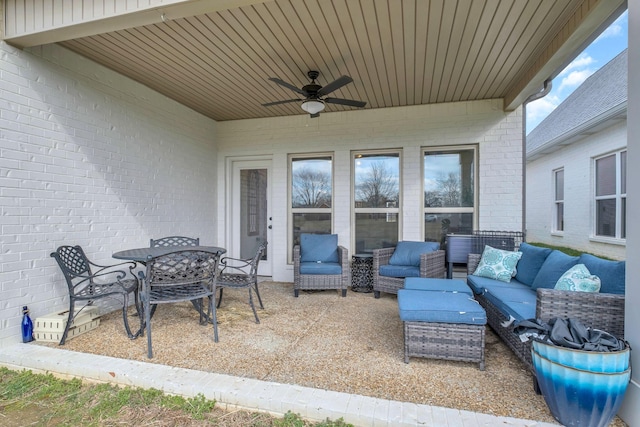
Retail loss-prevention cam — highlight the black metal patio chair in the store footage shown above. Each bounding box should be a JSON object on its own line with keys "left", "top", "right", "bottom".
{"left": 217, "top": 239, "right": 268, "bottom": 323}
{"left": 138, "top": 249, "right": 221, "bottom": 358}
{"left": 150, "top": 236, "right": 199, "bottom": 247}
{"left": 50, "top": 245, "right": 141, "bottom": 345}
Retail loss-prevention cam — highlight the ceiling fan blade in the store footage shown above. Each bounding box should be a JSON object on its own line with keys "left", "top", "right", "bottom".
{"left": 268, "top": 77, "right": 306, "bottom": 95}
{"left": 317, "top": 75, "right": 353, "bottom": 97}
{"left": 324, "top": 97, "right": 367, "bottom": 108}
{"left": 261, "top": 99, "right": 301, "bottom": 107}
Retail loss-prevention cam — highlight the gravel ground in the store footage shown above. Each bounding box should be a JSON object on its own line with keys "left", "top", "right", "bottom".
{"left": 38, "top": 281, "right": 626, "bottom": 426}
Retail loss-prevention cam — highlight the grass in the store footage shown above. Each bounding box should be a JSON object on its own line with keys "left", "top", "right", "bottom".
{"left": 0, "top": 367, "right": 352, "bottom": 426}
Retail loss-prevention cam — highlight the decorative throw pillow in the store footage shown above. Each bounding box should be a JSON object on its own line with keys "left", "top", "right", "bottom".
{"left": 554, "top": 264, "right": 601, "bottom": 293}
{"left": 473, "top": 245, "right": 523, "bottom": 283}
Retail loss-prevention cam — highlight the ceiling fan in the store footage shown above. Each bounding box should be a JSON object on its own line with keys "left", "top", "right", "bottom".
{"left": 262, "top": 71, "right": 367, "bottom": 117}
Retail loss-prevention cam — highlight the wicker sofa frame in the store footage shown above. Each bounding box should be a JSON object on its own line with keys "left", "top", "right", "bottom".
{"left": 372, "top": 248, "right": 446, "bottom": 298}
{"left": 293, "top": 245, "right": 350, "bottom": 297}
{"left": 467, "top": 253, "right": 626, "bottom": 373}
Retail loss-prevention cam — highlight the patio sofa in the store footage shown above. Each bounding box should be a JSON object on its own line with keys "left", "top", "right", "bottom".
{"left": 466, "top": 243, "right": 625, "bottom": 374}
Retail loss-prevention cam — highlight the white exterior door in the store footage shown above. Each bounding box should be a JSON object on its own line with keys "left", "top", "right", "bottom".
{"left": 231, "top": 159, "right": 272, "bottom": 276}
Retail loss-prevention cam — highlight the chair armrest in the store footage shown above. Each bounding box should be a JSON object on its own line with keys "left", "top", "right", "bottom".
{"left": 467, "top": 253, "right": 481, "bottom": 274}
{"left": 420, "top": 250, "right": 445, "bottom": 278}
{"left": 536, "top": 288, "right": 625, "bottom": 338}
{"left": 337, "top": 246, "right": 350, "bottom": 272}
{"left": 372, "top": 247, "right": 395, "bottom": 271}
{"left": 293, "top": 245, "right": 301, "bottom": 268}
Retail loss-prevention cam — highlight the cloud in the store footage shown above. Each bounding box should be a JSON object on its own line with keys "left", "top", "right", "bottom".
{"left": 594, "top": 11, "right": 627, "bottom": 42}
{"left": 557, "top": 69, "right": 595, "bottom": 92}
{"left": 526, "top": 95, "right": 560, "bottom": 134}
{"left": 558, "top": 54, "right": 595, "bottom": 76}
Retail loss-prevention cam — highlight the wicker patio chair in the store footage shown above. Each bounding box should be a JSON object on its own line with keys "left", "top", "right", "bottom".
{"left": 150, "top": 236, "right": 199, "bottom": 247}
{"left": 50, "top": 245, "right": 141, "bottom": 345}
{"left": 293, "top": 233, "right": 350, "bottom": 297}
{"left": 138, "top": 249, "right": 221, "bottom": 358}
{"left": 372, "top": 242, "right": 446, "bottom": 298}
{"left": 217, "top": 239, "right": 268, "bottom": 323}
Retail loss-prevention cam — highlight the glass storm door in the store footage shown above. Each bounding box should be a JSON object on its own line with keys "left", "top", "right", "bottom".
{"left": 232, "top": 160, "right": 272, "bottom": 276}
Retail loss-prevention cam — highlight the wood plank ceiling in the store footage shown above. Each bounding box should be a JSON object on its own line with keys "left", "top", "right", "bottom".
{"left": 59, "top": 0, "right": 583, "bottom": 121}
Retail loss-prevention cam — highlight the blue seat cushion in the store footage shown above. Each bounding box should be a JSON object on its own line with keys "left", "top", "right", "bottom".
{"left": 299, "top": 261, "right": 342, "bottom": 275}
{"left": 379, "top": 264, "right": 420, "bottom": 278}
{"left": 515, "top": 243, "right": 552, "bottom": 287}
{"left": 300, "top": 233, "right": 339, "bottom": 263}
{"left": 531, "top": 250, "right": 579, "bottom": 290}
{"left": 398, "top": 290, "right": 486, "bottom": 325}
{"left": 466, "top": 275, "right": 528, "bottom": 295}
{"left": 404, "top": 278, "right": 472, "bottom": 295}
{"left": 482, "top": 286, "right": 536, "bottom": 322}
{"left": 389, "top": 241, "right": 439, "bottom": 267}
{"left": 579, "top": 254, "right": 625, "bottom": 295}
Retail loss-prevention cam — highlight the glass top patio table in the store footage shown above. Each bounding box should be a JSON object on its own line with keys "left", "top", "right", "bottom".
{"left": 113, "top": 246, "right": 226, "bottom": 262}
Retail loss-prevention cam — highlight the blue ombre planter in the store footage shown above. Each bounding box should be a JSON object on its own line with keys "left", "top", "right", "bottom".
{"left": 533, "top": 340, "right": 630, "bottom": 373}
{"left": 532, "top": 345, "right": 631, "bottom": 427}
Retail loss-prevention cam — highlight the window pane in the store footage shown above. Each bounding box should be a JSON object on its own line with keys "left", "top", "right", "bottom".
{"left": 555, "top": 170, "right": 564, "bottom": 200}
{"left": 596, "top": 199, "right": 616, "bottom": 237}
{"left": 424, "top": 150, "right": 474, "bottom": 207}
{"left": 596, "top": 155, "right": 616, "bottom": 197}
{"left": 354, "top": 154, "right": 400, "bottom": 208}
{"left": 621, "top": 151, "right": 626, "bottom": 194}
{"left": 621, "top": 197, "right": 626, "bottom": 239}
{"left": 556, "top": 203, "right": 564, "bottom": 231}
{"left": 425, "top": 213, "right": 473, "bottom": 246}
{"left": 355, "top": 213, "right": 398, "bottom": 253}
{"left": 291, "top": 157, "right": 332, "bottom": 208}
{"left": 292, "top": 213, "right": 332, "bottom": 247}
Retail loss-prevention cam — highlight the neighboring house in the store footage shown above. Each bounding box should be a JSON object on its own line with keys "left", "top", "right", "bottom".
{"left": 526, "top": 50, "right": 627, "bottom": 260}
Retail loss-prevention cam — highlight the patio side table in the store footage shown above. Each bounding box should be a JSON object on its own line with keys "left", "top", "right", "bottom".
{"left": 351, "top": 253, "right": 373, "bottom": 293}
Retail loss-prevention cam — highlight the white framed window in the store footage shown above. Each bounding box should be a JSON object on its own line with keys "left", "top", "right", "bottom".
{"left": 352, "top": 151, "right": 401, "bottom": 253}
{"left": 594, "top": 150, "right": 626, "bottom": 239}
{"left": 423, "top": 146, "right": 477, "bottom": 245}
{"left": 553, "top": 168, "right": 564, "bottom": 232}
{"left": 289, "top": 154, "right": 333, "bottom": 261}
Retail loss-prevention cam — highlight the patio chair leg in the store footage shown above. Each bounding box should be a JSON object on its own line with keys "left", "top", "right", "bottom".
{"left": 248, "top": 289, "right": 260, "bottom": 324}
{"left": 59, "top": 301, "right": 75, "bottom": 345}
{"left": 253, "top": 282, "right": 264, "bottom": 309}
{"left": 217, "top": 288, "right": 224, "bottom": 308}
{"left": 374, "top": 291, "right": 381, "bottom": 299}
{"left": 121, "top": 293, "right": 137, "bottom": 339}
{"left": 210, "top": 295, "right": 219, "bottom": 343}
{"left": 294, "top": 289, "right": 299, "bottom": 297}
{"left": 341, "top": 289, "right": 347, "bottom": 297}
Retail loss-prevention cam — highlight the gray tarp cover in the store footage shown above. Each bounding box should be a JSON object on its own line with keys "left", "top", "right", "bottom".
{"left": 513, "top": 318, "right": 626, "bottom": 352}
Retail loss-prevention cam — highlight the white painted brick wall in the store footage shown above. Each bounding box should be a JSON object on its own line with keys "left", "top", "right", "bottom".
{"left": 526, "top": 121, "right": 626, "bottom": 260}
{"left": 216, "top": 101, "right": 524, "bottom": 282}
{"left": 0, "top": 42, "right": 218, "bottom": 347}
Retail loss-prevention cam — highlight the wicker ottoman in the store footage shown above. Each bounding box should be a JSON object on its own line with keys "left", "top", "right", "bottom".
{"left": 398, "top": 289, "right": 487, "bottom": 370}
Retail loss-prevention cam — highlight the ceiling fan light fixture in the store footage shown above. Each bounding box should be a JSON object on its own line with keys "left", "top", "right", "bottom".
{"left": 301, "top": 99, "right": 325, "bottom": 114}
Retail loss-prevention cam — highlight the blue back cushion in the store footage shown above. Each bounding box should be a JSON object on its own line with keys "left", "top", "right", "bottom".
{"left": 579, "top": 254, "right": 625, "bottom": 295}
{"left": 389, "top": 241, "right": 439, "bottom": 267}
{"left": 515, "top": 243, "right": 552, "bottom": 287}
{"left": 300, "top": 233, "right": 339, "bottom": 263}
{"left": 531, "top": 250, "right": 579, "bottom": 290}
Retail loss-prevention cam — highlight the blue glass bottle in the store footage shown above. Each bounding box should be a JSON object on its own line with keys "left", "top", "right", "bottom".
{"left": 22, "top": 306, "right": 34, "bottom": 343}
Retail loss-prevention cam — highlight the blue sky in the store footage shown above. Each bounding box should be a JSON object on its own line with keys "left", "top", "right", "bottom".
{"left": 526, "top": 10, "right": 628, "bottom": 134}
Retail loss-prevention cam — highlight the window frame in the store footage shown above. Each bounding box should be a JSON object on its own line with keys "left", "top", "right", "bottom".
{"left": 288, "top": 153, "right": 334, "bottom": 263}
{"left": 593, "top": 150, "right": 626, "bottom": 241}
{"left": 553, "top": 168, "right": 564, "bottom": 233}
{"left": 351, "top": 149, "right": 402, "bottom": 253}
{"left": 422, "top": 145, "right": 478, "bottom": 242}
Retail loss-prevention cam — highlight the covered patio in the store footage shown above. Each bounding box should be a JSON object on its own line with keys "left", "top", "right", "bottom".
{"left": 1, "top": 0, "right": 638, "bottom": 425}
